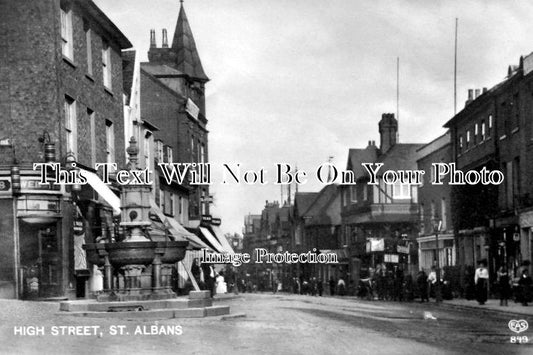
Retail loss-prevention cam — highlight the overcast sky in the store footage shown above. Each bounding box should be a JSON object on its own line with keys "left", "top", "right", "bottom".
{"left": 94, "top": 0, "right": 533, "bottom": 235}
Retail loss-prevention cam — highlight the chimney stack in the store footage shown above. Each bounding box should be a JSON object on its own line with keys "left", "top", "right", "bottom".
{"left": 475, "top": 89, "right": 480, "bottom": 99}
{"left": 150, "top": 29, "right": 156, "bottom": 48}
{"left": 482, "top": 87, "right": 488, "bottom": 94}
{"left": 378, "top": 113, "right": 398, "bottom": 154}
{"left": 465, "top": 89, "right": 473, "bottom": 106}
{"left": 162, "top": 29, "right": 168, "bottom": 48}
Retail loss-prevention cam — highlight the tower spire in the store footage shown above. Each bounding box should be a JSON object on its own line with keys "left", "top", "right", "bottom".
{"left": 171, "top": 2, "right": 209, "bottom": 81}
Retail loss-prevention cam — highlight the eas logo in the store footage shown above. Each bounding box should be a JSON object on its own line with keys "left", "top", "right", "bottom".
{"left": 508, "top": 320, "right": 528, "bottom": 334}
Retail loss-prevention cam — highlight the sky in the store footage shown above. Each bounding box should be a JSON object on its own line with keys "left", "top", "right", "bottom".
{"left": 94, "top": 0, "right": 533, "bottom": 235}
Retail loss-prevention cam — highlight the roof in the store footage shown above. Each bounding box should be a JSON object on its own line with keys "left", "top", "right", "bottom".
{"left": 141, "top": 63, "right": 185, "bottom": 77}
{"left": 171, "top": 5, "right": 209, "bottom": 81}
{"left": 303, "top": 185, "right": 340, "bottom": 226}
{"left": 377, "top": 143, "right": 424, "bottom": 171}
{"left": 294, "top": 192, "right": 319, "bottom": 217}
{"left": 77, "top": 0, "right": 132, "bottom": 49}
{"left": 346, "top": 145, "right": 379, "bottom": 179}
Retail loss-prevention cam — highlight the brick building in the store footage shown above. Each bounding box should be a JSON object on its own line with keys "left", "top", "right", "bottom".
{"left": 140, "top": 3, "right": 209, "bottom": 225}
{"left": 0, "top": 0, "right": 132, "bottom": 299}
{"left": 444, "top": 54, "right": 533, "bottom": 281}
{"left": 415, "top": 133, "right": 455, "bottom": 273}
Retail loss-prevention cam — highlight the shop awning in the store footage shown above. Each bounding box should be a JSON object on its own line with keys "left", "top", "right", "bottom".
{"left": 149, "top": 199, "right": 208, "bottom": 250}
{"left": 82, "top": 169, "right": 121, "bottom": 216}
{"left": 209, "top": 225, "right": 235, "bottom": 254}
{"left": 198, "top": 227, "right": 225, "bottom": 253}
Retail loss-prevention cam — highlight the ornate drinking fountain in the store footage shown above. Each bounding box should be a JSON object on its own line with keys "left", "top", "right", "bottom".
{"left": 83, "top": 137, "right": 188, "bottom": 302}
{"left": 64, "top": 137, "right": 229, "bottom": 317}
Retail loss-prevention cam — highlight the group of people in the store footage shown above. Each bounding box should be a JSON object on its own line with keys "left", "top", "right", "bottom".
{"left": 474, "top": 261, "right": 532, "bottom": 307}
{"left": 190, "top": 258, "right": 228, "bottom": 296}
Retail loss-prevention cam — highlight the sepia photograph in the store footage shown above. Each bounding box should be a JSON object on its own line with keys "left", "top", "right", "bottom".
{"left": 0, "top": 0, "right": 532, "bottom": 354}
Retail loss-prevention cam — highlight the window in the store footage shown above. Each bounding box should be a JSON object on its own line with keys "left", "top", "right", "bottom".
{"left": 350, "top": 185, "right": 357, "bottom": 203}
{"left": 155, "top": 140, "right": 164, "bottom": 163}
{"left": 102, "top": 42, "right": 112, "bottom": 89}
{"left": 481, "top": 120, "right": 486, "bottom": 141}
{"left": 200, "top": 143, "right": 205, "bottom": 163}
{"left": 166, "top": 146, "right": 173, "bottom": 163}
{"left": 458, "top": 135, "right": 463, "bottom": 153}
{"left": 88, "top": 109, "right": 95, "bottom": 166}
{"left": 85, "top": 24, "right": 93, "bottom": 75}
{"left": 60, "top": 5, "right": 73, "bottom": 60}
{"left": 466, "top": 130, "right": 470, "bottom": 148}
{"left": 64, "top": 96, "right": 77, "bottom": 156}
{"left": 474, "top": 123, "right": 478, "bottom": 144}
{"left": 178, "top": 196, "right": 183, "bottom": 214}
{"left": 392, "top": 182, "right": 410, "bottom": 199}
{"left": 105, "top": 120, "right": 115, "bottom": 165}
{"left": 488, "top": 114, "right": 493, "bottom": 135}
{"left": 201, "top": 190, "right": 206, "bottom": 215}
{"left": 363, "top": 185, "right": 368, "bottom": 201}
{"left": 190, "top": 136, "right": 195, "bottom": 160}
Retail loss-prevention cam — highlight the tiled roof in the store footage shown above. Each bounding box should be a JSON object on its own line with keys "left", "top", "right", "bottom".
{"left": 377, "top": 143, "right": 424, "bottom": 171}
{"left": 347, "top": 145, "right": 379, "bottom": 179}
{"left": 294, "top": 192, "right": 319, "bottom": 217}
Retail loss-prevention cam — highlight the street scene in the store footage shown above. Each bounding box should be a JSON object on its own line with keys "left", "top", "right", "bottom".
{"left": 1, "top": 0, "right": 533, "bottom": 354}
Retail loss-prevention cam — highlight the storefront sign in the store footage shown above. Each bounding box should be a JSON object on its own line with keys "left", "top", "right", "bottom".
{"left": 397, "top": 245, "right": 410, "bottom": 254}
{"left": 366, "top": 238, "right": 384, "bottom": 252}
{"left": 185, "top": 98, "right": 200, "bottom": 120}
{"left": 384, "top": 254, "right": 399, "bottom": 263}
{"left": 20, "top": 177, "right": 61, "bottom": 193}
{"left": 0, "top": 179, "right": 11, "bottom": 192}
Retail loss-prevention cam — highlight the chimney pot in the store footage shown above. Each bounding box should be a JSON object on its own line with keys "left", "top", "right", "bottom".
{"left": 150, "top": 29, "right": 156, "bottom": 48}
{"left": 162, "top": 29, "right": 168, "bottom": 48}
{"left": 475, "top": 89, "right": 480, "bottom": 98}
{"left": 483, "top": 87, "right": 488, "bottom": 93}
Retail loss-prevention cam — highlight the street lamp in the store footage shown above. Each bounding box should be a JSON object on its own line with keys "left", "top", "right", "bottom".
{"left": 432, "top": 217, "right": 443, "bottom": 303}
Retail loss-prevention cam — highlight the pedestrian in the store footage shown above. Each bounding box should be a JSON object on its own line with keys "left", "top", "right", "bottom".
{"left": 329, "top": 277, "right": 336, "bottom": 296}
{"left": 417, "top": 270, "right": 429, "bottom": 302}
{"left": 427, "top": 266, "right": 437, "bottom": 299}
{"left": 497, "top": 266, "right": 511, "bottom": 306}
{"left": 337, "top": 277, "right": 346, "bottom": 296}
{"left": 518, "top": 269, "right": 532, "bottom": 306}
{"left": 474, "top": 261, "right": 489, "bottom": 305}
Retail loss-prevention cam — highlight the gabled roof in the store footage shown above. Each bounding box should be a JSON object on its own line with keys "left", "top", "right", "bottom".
{"left": 294, "top": 192, "right": 319, "bottom": 217}
{"left": 171, "top": 5, "right": 209, "bottom": 82}
{"left": 303, "top": 185, "right": 340, "bottom": 226}
{"left": 346, "top": 145, "right": 379, "bottom": 179}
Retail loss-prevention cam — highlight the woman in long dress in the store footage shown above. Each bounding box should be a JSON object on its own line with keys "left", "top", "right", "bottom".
{"left": 215, "top": 271, "right": 227, "bottom": 294}
{"left": 474, "top": 261, "right": 489, "bottom": 305}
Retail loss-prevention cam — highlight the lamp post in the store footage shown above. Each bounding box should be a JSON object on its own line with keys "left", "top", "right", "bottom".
{"left": 432, "top": 217, "right": 443, "bottom": 303}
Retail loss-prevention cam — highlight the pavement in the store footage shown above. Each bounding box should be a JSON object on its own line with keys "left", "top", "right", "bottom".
{"left": 1, "top": 293, "right": 532, "bottom": 355}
